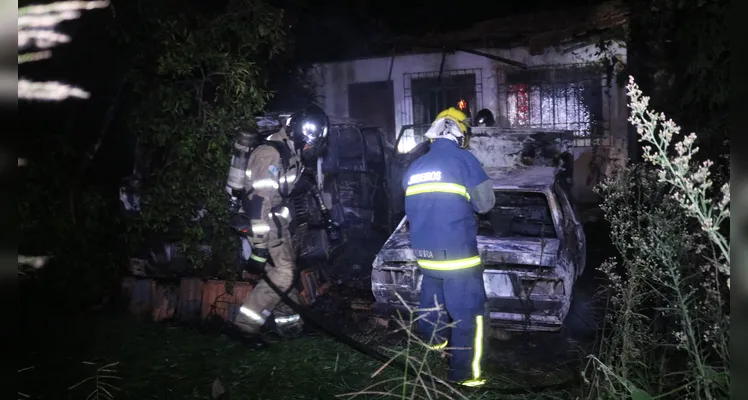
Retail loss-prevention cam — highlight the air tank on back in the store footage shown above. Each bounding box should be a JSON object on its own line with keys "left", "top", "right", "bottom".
{"left": 227, "top": 129, "right": 259, "bottom": 196}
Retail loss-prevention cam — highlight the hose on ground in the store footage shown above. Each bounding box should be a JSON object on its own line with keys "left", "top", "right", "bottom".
{"left": 261, "top": 272, "right": 581, "bottom": 394}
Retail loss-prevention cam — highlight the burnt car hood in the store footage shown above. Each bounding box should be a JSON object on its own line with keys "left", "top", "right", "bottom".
{"left": 374, "top": 229, "right": 559, "bottom": 268}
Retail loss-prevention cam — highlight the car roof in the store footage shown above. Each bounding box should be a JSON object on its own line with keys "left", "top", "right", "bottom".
{"left": 486, "top": 166, "right": 558, "bottom": 190}
{"left": 257, "top": 112, "right": 374, "bottom": 128}
{"left": 328, "top": 115, "right": 372, "bottom": 127}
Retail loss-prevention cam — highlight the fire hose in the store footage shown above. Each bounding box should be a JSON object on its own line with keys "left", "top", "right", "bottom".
{"left": 259, "top": 270, "right": 581, "bottom": 394}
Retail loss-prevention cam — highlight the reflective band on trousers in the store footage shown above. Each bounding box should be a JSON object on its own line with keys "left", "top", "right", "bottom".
{"left": 416, "top": 255, "right": 482, "bottom": 270}
{"left": 405, "top": 182, "right": 471, "bottom": 201}
{"left": 239, "top": 306, "right": 266, "bottom": 324}
{"left": 472, "top": 315, "right": 484, "bottom": 381}
{"left": 275, "top": 314, "right": 301, "bottom": 325}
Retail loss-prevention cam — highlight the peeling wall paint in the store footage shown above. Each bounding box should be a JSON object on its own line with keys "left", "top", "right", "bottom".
{"left": 311, "top": 41, "right": 629, "bottom": 203}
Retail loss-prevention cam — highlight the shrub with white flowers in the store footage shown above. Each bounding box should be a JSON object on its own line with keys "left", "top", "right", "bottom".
{"left": 626, "top": 76, "right": 730, "bottom": 285}
{"left": 583, "top": 77, "right": 729, "bottom": 400}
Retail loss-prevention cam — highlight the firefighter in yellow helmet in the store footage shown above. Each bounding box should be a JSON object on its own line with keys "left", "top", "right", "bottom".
{"left": 403, "top": 105, "right": 495, "bottom": 386}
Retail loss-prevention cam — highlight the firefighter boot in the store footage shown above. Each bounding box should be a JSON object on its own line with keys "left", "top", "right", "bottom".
{"left": 231, "top": 307, "right": 270, "bottom": 350}
{"left": 269, "top": 289, "right": 305, "bottom": 338}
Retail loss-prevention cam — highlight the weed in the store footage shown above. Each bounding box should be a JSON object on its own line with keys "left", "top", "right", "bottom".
{"left": 340, "top": 293, "right": 469, "bottom": 400}
{"left": 584, "top": 77, "right": 730, "bottom": 400}
{"left": 69, "top": 361, "right": 123, "bottom": 400}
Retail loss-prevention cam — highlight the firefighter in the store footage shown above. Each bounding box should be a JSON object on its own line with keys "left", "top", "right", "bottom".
{"left": 402, "top": 106, "right": 495, "bottom": 387}
{"left": 474, "top": 109, "right": 496, "bottom": 127}
{"left": 231, "top": 105, "right": 330, "bottom": 349}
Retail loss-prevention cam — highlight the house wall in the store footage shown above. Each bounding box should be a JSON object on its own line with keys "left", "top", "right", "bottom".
{"left": 311, "top": 41, "right": 629, "bottom": 204}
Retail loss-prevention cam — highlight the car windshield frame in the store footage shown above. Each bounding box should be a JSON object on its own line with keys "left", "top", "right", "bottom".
{"left": 478, "top": 188, "right": 563, "bottom": 239}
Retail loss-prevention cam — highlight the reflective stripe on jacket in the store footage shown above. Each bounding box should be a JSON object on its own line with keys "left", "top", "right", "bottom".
{"left": 241, "top": 130, "right": 301, "bottom": 239}
{"left": 403, "top": 138, "right": 490, "bottom": 271}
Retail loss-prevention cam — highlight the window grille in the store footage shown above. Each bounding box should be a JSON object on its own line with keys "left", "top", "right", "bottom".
{"left": 499, "top": 65, "right": 608, "bottom": 144}
{"left": 401, "top": 69, "right": 482, "bottom": 153}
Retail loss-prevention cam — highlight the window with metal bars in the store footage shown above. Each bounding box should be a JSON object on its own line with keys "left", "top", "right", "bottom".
{"left": 412, "top": 74, "right": 477, "bottom": 125}
{"left": 396, "top": 73, "right": 477, "bottom": 153}
{"left": 501, "top": 66, "right": 605, "bottom": 137}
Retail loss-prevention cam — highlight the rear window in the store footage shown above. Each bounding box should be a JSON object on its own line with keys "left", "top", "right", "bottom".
{"left": 478, "top": 191, "right": 557, "bottom": 238}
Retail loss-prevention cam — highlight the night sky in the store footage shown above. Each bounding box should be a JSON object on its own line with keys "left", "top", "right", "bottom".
{"left": 291, "top": 0, "right": 609, "bottom": 61}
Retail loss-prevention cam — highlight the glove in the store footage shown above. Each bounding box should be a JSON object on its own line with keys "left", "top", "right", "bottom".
{"left": 229, "top": 212, "right": 253, "bottom": 234}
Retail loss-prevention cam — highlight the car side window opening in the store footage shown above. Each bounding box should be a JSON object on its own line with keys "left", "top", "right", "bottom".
{"left": 553, "top": 183, "right": 577, "bottom": 227}
{"left": 361, "top": 128, "right": 384, "bottom": 162}
{"left": 479, "top": 191, "right": 557, "bottom": 239}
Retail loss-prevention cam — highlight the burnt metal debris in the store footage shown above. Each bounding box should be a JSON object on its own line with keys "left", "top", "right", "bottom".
{"left": 373, "top": 126, "right": 586, "bottom": 333}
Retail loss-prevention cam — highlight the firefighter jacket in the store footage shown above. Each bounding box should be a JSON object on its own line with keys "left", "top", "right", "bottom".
{"left": 402, "top": 138, "right": 495, "bottom": 272}
{"left": 241, "top": 128, "right": 302, "bottom": 244}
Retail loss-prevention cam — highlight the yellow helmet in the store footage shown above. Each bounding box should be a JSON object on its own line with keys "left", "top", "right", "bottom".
{"left": 425, "top": 107, "right": 471, "bottom": 148}
{"left": 434, "top": 107, "right": 469, "bottom": 134}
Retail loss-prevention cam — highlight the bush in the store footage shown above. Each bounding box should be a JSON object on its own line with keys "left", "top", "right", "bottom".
{"left": 113, "top": 0, "right": 289, "bottom": 273}
{"left": 583, "top": 77, "right": 729, "bottom": 399}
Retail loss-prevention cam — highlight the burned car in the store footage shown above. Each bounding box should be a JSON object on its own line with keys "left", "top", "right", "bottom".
{"left": 320, "top": 116, "right": 394, "bottom": 237}
{"left": 372, "top": 126, "right": 585, "bottom": 332}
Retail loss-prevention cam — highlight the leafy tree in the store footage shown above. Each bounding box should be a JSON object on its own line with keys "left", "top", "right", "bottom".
{"left": 112, "top": 0, "right": 289, "bottom": 273}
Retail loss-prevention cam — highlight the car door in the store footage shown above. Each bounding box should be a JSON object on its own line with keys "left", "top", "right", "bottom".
{"left": 554, "top": 182, "right": 586, "bottom": 277}
{"left": 324, "top": 125, "right": 371, "bottom": 230}
{"left": 361, "top": 127, "right": 393, "bottom": 233}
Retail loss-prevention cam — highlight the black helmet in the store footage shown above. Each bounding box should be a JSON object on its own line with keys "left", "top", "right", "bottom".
{"left": 287, "top": 104, "right": 329, "bottom": 152}
{"left": 474, "top": 109, "right": 495, "bottom": 127}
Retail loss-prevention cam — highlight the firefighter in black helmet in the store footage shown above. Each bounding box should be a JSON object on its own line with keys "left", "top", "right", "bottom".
{"left": 227, "top": 105, "right": 330, "bottom": 349}
{"left": 474, "top": 109, "right": 496, "bottom": 127}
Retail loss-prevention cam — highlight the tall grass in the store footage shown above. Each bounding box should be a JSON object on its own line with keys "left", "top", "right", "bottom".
{"left": 339, "top": 293, "right": 471, "bottom": 400}
{"left": 69, "top": 361, "right": 123, "bottom": 400}
{"left": 583, "top": 77, "right": 730, "bottom": 399}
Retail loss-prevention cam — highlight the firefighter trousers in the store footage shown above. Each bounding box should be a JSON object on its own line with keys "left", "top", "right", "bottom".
{"left": 236, "top": 224, "right": 302, "bottom": 334}
{"left": 417, "top": 266, "right": 487, "bottom": 384}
